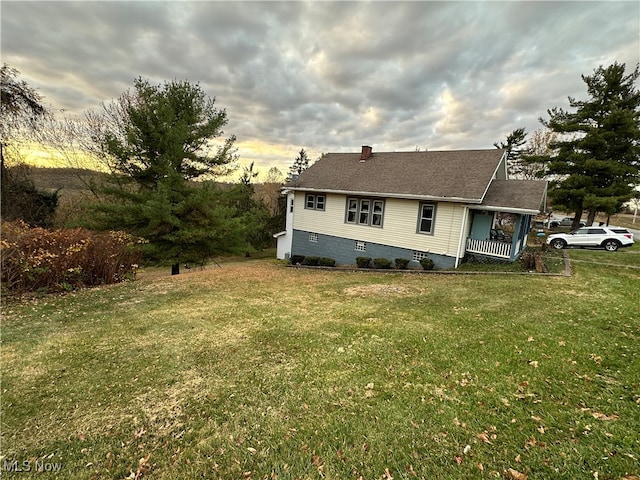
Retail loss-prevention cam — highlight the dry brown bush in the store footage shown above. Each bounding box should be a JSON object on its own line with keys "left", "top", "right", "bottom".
{"left": 1, "top": 220, "right": 141, "bottom": 295}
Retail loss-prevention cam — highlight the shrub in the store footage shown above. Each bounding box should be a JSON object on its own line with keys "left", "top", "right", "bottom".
{"left": 519, "top": 250, "right": 536, "bottom": 270}
{"left": 394, "top": 258, "right": 410, "bottom": 269}
{"left": 356, "top": 256, "right": 372, "bottom": 268}
{"left": 290, "top": 255, "right": 305, "bottom": 265}
{"left": 318, "top": 257, "right": 336, "bottom": 267}
{"left": 419, "top": 257, "right": 435, "bottom": 270}
{"left": 1, "top": 220, "right": 141, "bottom": 296}
{"left": 303, "top": 256, "right": 320, "bottom": 266}
{"left": 373, "top": 257, "right": 392, "bottom": 269}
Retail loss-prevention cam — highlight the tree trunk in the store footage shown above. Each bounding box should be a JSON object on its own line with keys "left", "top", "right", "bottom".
{"left": 587, "top": 209, "right": 597, "bottom": 226}
{"left": 171, "top": 263, "right": 180, "bottom": 275}
{"left": 572, "top": 207, "right": 584, "bottom": 230}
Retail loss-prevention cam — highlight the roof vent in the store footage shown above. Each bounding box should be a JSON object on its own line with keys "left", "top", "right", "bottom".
{"left": 360, "top": 145, "right": 372, "bottom": 162}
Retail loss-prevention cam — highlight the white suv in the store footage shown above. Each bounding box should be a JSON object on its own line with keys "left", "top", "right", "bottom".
{"left": 547, "top": 226, "right": 634, "bottom": 251}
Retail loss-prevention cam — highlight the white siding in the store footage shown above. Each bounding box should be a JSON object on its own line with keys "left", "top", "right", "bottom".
{"left": 293, "top": 193, "right": 467, "bottom": 257}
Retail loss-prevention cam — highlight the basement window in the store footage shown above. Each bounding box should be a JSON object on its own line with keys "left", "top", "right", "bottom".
{"left": 412, "top": 251, "right": 430, "bottom": 262}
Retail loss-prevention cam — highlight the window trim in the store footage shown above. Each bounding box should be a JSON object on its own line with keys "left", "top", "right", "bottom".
{"left": 305, "top": 193, "right": 326, "bottom": 211}
{"left": 417, "top": 202, "right": 436, "bottom": 235}
{"left": 345, "top": 197, "right": 384, "bottom": 228}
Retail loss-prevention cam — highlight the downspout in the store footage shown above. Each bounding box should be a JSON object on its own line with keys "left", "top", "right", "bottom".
{"left": 455, "top": 206, "right": 469, "bottom": 268}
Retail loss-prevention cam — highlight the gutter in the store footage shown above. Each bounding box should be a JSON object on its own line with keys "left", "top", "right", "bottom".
{"left": 472, "top": 205, "right": 541, "bottom": 215}
{"left": 287, "top": 187, "right": 483, "bottom": 204}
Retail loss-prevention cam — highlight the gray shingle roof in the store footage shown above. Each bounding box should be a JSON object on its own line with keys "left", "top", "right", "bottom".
{"left": 287, "top": 149, "right": 506, "bottom": 202}
{"left": 480, "top": 179, "right": 547, "bottom": 213}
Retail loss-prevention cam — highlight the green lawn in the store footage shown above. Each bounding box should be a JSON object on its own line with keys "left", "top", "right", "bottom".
{"left": 2, "top": 247, "right": 639, "bottom": 479}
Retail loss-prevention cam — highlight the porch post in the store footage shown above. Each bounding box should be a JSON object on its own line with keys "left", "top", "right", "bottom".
{"left": 455, "top": 206, "right": 469, "bottom": 268}
{"left": 509, "top": 215, "right": 524, "bottom": 261}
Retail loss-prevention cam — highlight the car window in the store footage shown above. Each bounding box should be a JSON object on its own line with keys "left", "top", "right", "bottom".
{"left": 611, "top": 228, "right": 629, "bottom": 234}
{"left": 587, "top": 229, "right": 606, "bottom": 234}
{"left": 574, "top": 228, "right": 589, "bottom": 234}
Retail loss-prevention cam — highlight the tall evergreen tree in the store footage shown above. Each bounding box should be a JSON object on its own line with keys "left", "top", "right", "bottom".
{"left": 494, "top": 127, "right": 528, "bottom": 178}
{"left": 86, "top": 78, "right": 244, "bottom": 273}
{"left": 540, "top": 62, "right": 640, "bottom": 228}
{"left": 287, "top": 148, "right": 310, "bottom": 182}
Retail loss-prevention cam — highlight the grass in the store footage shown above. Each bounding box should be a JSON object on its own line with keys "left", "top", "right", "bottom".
{"left": 2, "top": 247, "right": 639, "bottom": 479}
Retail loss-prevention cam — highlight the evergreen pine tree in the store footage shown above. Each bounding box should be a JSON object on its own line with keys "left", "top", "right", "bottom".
{"left": 540, "top": 62, "right": 640, "bottom": 228}
{"left": 86, "top": 78, "right": 243, "bottom": 273}
{"left": 494, "top": 128, "right": 528, "bottom": 178}
{"left": 287, "top": 148, "right": 310, "bottom": 183}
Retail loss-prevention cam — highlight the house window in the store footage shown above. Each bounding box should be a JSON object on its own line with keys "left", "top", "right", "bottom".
{"left": 346, "top": 198, "right": 358, "bottom": 223}
{"left": 305, "top": 193, "right": 326, "bottom": 211}
{"left": 309, "top": 232, "right": 318, "bottom": 242}
{"left": 346, "top": 197, "right": 384, "bottom": 227}
{"left": 355, "top": 240, "right": 367, "bottom": 251}
{"left": 359, "top": 200, "right": 370, "bottom": 224}
{"left": 372, "top": 200, "right": 384, "bottom": 226}
{"left": 418, "top": 203, "right": 436, "bottom": 234}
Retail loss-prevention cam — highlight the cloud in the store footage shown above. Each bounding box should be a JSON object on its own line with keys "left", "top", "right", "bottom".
{"left": 2, "top": 0, "right": 638, "bottom": 174}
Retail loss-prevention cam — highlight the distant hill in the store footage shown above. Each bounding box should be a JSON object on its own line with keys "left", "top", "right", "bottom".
{"left": 29, "top": 167, "right": 106, "bottom": 192}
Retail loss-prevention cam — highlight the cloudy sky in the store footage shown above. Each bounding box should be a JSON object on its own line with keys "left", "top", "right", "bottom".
{"left": 2, "top": 1, "right": 639, "bottom": 176}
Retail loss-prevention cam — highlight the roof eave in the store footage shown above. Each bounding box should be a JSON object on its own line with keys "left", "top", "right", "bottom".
{"left": 473, "top": 205, "right": 541, "bottom": 215}
{"left": 288, "top": 186, "right": 482, "bottom": 204}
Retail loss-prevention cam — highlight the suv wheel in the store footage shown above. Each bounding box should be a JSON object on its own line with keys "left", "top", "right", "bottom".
{"left": 550, "top": 238, "right": 566, "bottom": 250}
{"left": 603, "top": 239, "right": 620, "bottom": 252}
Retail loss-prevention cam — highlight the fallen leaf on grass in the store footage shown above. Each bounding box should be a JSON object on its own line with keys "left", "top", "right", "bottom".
{"left": 405, "top": 464, "right": 417, "bottom": 477}
{"left": 311, "top": 454, "right": 324, "bottom": 475}
{"left": 592, "top": 412, "right": 619, "bottom": 421}
{"left": 383, "top": 467, "right": 394, "bottom": 479}
{"left": 524, "top": 437, "right": 546, "bottom": 449}
{"left": 134, "top": 454, "right": 151, "bottom": 479}
{"left": 476, "top": 432, "right": 492, "bottom": 444}
{"left": 505, "top": 467, "right": 528, "bottom": 480}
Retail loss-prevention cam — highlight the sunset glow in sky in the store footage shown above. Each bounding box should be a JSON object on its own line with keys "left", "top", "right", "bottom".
{"left": 2, "top": 1, "right": 639, "bottom": 176}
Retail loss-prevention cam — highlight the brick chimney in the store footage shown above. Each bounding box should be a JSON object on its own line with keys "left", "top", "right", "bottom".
{"left": 360, "top": 145, "right": 372, "bottom": 161}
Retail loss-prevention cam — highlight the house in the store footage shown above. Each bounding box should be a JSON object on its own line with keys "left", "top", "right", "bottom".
{"left": 275, "top": 146, "right": 547, "bottom": 269}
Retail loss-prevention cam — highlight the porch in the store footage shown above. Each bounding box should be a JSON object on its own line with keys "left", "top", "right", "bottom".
{"left": 465, "top": 209, "right": 530, "bottom": 261}
{"left": 465, "top": 237, "right": 512, "bottom": 258}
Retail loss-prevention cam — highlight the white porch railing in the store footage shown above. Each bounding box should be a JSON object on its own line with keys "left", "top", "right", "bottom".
{"left": 466, "top": 238, "right": 512, "bottom": 258}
